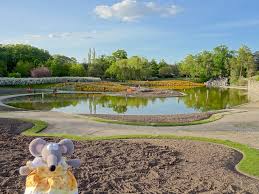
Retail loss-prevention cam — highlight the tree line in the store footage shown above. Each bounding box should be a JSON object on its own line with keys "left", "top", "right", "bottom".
{"left": 179, "top": 45, "right": 258, "bottom": 83}
{"left": 0, "top": 44, "right": 258, "bottom": 83}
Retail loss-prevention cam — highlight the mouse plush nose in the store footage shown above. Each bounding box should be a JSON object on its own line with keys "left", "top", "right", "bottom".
{"left": 49, "top": 165, "right": 56, "bottom": 171}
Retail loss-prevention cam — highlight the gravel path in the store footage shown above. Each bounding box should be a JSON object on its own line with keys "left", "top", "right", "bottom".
{"left": 1, "top": 118, "right": 259, "bottom": 193}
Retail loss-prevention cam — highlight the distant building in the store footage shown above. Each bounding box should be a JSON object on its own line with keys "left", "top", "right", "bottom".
{"left": 254, "top": 51, "right": 259, "bottom": 70}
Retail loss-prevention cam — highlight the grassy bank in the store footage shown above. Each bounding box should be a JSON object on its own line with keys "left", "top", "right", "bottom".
{"left": 21, "top": 119, "right": 48, "bottom": 136}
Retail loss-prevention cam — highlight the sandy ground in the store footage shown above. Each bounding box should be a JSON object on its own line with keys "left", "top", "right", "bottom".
{"left": 84, "top": 112, "right": 213, "bottom": 123}
{"left": 1, "top": 118, "right": 259, "bottom": 193}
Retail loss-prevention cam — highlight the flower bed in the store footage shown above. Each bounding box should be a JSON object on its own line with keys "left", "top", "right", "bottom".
{"left": 74, "top": 82, "right": 127, "bottom": 92}
{"left": 0, "top": 77, "right": 101, "bottom": 86}
{"left": 129, "top": 80, "right": 205, "bottom": 90}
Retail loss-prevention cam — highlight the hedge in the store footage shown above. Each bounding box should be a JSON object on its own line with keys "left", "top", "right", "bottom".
{"left": 0, "top": 77, "right": 101, "bottom": 86}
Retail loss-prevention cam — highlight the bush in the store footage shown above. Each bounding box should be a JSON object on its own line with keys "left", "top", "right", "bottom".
{"left": 8, "top": 72, "right": 22, "bottom": 78}
{"left": 31, "top": 67, "right": 51, "bottom": 78}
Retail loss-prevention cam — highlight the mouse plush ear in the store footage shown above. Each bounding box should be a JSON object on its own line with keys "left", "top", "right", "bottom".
{"left": 29, "top": 138, "right": 47, "bottom": 157}
{"left": 58, "top": 139, "right": 74, "bottom": 155}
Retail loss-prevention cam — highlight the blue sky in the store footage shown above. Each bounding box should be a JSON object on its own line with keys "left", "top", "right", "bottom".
{"left": 1, "top": 0, "right": 259, "bottom": 63}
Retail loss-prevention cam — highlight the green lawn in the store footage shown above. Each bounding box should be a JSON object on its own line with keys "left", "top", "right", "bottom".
{"left": 21, "top": 118, "right": 259, "bottom": 179}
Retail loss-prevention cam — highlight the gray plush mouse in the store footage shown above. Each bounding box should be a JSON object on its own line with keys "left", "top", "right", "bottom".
{"left": 20, "top": 138, "right": 80, "bottom": 194}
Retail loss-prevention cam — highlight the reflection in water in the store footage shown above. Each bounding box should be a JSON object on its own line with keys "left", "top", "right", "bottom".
{"left": 6, "top": 87, "right": 248, "bottom": 115}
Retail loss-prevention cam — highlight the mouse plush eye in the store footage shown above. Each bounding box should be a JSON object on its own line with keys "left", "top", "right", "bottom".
{"left": 47, "top": 143, "right": 59, "bottom": 151}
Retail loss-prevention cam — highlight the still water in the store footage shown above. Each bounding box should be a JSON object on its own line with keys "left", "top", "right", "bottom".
{"left": 6, "top": 87, "right": 248, "bottom": 115}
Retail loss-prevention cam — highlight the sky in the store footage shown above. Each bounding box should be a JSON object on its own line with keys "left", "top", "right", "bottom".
{"left": 1, "top": 0, "right": 259, "bottom": 63}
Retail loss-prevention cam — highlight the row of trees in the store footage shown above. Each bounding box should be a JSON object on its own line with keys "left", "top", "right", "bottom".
{"left": 1, "top": 44, "right": 258, "bottom": 82}
{"left": 87, "top": 49, "right": 179, "bottom": 80}
{"left": 178, "top": 45, "right": 258, "bottom": 83}
{"left": 0, "top": 44, "right": 87, "bottom": 78}
{"left": 0, "top": 44, "right": 176, "bottom": 80}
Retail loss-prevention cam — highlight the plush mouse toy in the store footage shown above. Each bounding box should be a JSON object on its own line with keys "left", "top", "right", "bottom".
{"left": 19, "top": 138, "right": 80, "bottom": 194}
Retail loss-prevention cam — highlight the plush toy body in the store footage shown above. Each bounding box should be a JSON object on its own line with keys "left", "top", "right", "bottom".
{"left": 20, "top": 138, "right": 80, "bottom": 194}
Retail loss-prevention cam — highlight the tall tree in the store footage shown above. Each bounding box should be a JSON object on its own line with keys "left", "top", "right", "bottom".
{"left": 112, "top": 49, "right": 127, "bottom": 61}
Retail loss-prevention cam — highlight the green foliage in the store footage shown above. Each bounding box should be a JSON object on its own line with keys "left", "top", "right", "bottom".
{"left": 179, "top": 45, "right": 256, "bottom": 83}
{"left": 159, "top": 65, "right": 179, "bottom": 78}
{"left": 230, "top": 46, "right": 256, "bottom": 84}
{"left": 112, "top": 49, "right": 128, "bottom": 60}
{"left": 15, "top": 60, "right": 34, "bottom": 77}
{"left": 0, "top": 44, "right": 51, "bottom": 73}
{"left": 48, "top": 55, "right": 74, "bottom": 76}
{"left": 106, "top": 56, "right": 152, "bottom": 81}
{"left": 8, "top": 72, "right": 21, "bottom": 78}
{"left": 88, "top": 55, "right": 112, "bottom": 78}
{"left": 149, "top": 59, "right": 159, "bottom": 77}
{"left": 0, "top": 60, "right": 7, "bottom": 76}
{"left": 69, "top": 64, "right": 86, "bottom": 77}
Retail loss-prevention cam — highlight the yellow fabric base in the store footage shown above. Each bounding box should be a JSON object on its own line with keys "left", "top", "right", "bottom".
{"left": 24, "top": 165, "right": 78, "bottom": 194}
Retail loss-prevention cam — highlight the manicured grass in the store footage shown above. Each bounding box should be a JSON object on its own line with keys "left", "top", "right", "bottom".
{"left": 21, "top": 118, "right": 259, "bottom": 178}
{"left": 21, "top": 119, "right": 48, "bottom": 136}
{"left": 86, "top": 113, "right": 223, "bottom": 127}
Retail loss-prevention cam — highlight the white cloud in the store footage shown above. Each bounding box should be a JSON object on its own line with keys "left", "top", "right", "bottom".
{"left": 25, "top": 34, "right": 42, "bottom": 39}
{"left": 94, "top": 0, "right": 183, "bottom": 22}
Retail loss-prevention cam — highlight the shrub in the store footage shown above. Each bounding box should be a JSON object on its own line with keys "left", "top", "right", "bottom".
{"left": 8, "top": 72, "right": 22, "bottom": 78}
{"left": 31, "top": 67, "right": 51, "bottom": 78}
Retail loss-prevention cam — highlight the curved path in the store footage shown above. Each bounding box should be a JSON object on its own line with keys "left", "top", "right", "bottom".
{"left": 1, "top": 95, "right": 259, "bottom": 148}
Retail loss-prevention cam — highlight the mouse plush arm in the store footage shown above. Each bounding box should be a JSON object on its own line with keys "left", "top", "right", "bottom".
{"left": 19, "top": 165, "right": 32, "bottom": 176}
{"left": 66, "top": 159, "right": 80, "bottom": 168}
{"left": 58, "top": 139, "right": 80, "bottom": 168}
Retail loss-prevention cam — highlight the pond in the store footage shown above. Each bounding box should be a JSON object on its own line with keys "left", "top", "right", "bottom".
{"left": 5, "top": 87, "right": 248, "bottom": 115}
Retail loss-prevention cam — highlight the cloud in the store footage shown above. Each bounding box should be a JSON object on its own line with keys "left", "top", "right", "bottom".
{"left": 94, "top": 0, "right": 183, "bottom": 22}
{"left": 25, "top": 34, "right": 42, "bottom": 40}
{"left": 48, "top": 32, "right": 94, "bottom": 40}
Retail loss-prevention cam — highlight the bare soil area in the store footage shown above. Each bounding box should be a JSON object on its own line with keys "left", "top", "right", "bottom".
{"left": 118, "top": 88, "right": 184, "bottom": 97}
{"left": 1, "top": 118, "right": 259, "bottom": 194}
{"left": 85, "top": 112, "right": 214, "bottom": 123}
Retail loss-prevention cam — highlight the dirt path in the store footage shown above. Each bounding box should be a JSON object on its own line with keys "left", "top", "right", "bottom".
{"left": 1, "top": 119, "right": 259, "bottom": 193}
{"left": 1, "top": 101, "right": 259, "bottom": 148}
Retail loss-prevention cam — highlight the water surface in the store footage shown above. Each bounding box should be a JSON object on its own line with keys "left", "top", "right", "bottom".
{"left": 6, "top": 87, "right": 248, "bottom": 115}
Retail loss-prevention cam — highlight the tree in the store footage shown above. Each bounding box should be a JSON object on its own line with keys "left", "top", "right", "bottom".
{"left": 230, "top": 45, "right": 256, "bottom": 83}
{"left": 234, "top": 46, "right": 255, "bottom": 78}
{"left": 2, "top": 44, "right": 51, "bottom": 72}
{"left": 112, "top": 49, "right": 127, "bottom": 61}
{"left": 149, "top": 59, "right": 159, "bottom": 77}
{"left": 15, "top": 60, "right": 34, "bottom": 77}
{"left": 196, "top": 51, "right": 214, "bottom": 81}
{"left": 179, "top": 54, "right": 196, "bottom": 78}
{"left": 69, "top": 64, "right": 86, "bottom": 77}
{"left": 106, "top": 56, "right": 152, "bottom": 81}
{"left": 212, "top": 45, "right": 232, "bottom": 78}
{"left": 254, "top": 51, "right": 259, "bottom": 71}
{"left": 48, "top": 55, "right": 74, "bottom": 76}
{"left": 88, "top": 55, "right": 111, "bottom": 78}
{"left": 0, "top": 60, "right": 7, "bottom": 76}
